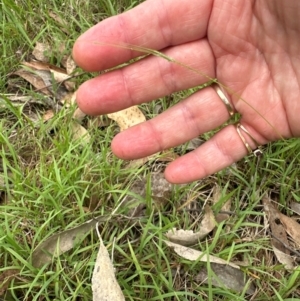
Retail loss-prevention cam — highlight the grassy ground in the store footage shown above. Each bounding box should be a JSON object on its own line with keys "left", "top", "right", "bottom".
{"left": 1, "top": 0, "right": 300, "bottom": 300}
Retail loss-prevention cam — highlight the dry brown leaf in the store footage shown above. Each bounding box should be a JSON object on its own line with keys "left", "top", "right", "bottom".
{"left": 92, "top": 234, "right": 125, "bottom": 301}
{"left": 263, "top": 197, "right": 289, "bottom": 253}
{"left": 195, "top": 262, "right": 255, "bottom": 295}
{"left": 73, "top": 107, "right": 86, "bottom": 122}
{"left": 272, "top": 246, "right": 294, "bottom": 270}
{"left": 32, "top": 42, "right": 50, "bottom": 62}
{"left": 279, "top": 212, "right": 300, "bottom": 247}
{"left": 123, "top": 172, "right": 176, "bottom": 217}
{"left": 263, "top": 196, "right": 295, "bottom": 269}
{"left": 290, "top": 201, "right": 300, "bottom": 215}
{"left": 0, "top": 269, "right": 20, "bottom": 296}
{"left": 22, "top": 61, "right": 75, "bottom": 91}
{"left": 107, "top": 106, "right": 146, "bottom": 131}
{"left": 71, "top": 121, "right": 91, "bottom": 145}
{"left": 164, "top": 240, "right": 240, "bottom": 269}
{"left": 32, "top": 216, "right": 108, "bottom": 268}
{"left": 165, "top": 205, "right": 216, "bottom": 246}
{"left": 42, "top": 109, "right": 55, "bottom": 122}
{"left": 22, "top": 60, "right": 66, "bottom": 73}
{"left": 13, "top": 70, "right": 51, "bottom": 94}
{"left": 0, "top": 94, "right": 43, "bottom": 107}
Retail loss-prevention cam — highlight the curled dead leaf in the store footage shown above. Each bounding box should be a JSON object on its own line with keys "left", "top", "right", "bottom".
{"left": 165, "top": 205, "right": 216, "bottom": 246}
{"left": 164, "top": 240, "right": 240, "bottom": 269}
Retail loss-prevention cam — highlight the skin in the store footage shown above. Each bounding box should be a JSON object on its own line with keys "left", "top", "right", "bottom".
{"left": 73, "top": 0, "right": 300, "bottom": 184}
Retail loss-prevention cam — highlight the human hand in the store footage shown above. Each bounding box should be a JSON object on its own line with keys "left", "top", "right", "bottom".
{"left": 73, "top": 0, "right": 300, "bottom": 183}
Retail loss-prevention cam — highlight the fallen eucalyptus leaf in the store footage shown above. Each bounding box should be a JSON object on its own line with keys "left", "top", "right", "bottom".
{"left": 92, "top": 234, "right": 125, "bottom": 301}
{"left": 13, "top": 70, "right": 51, "bottom": 95}
{"left": 195, "top": 262, "right": 255, "bottom": 295}
{"left": 32, "top": 216, "right": 108, "bottom": 268}
{"left": 164, "top": 240, "right": 240, "bottom": 269}
{"left": 165, "top": 205, "right": 215, "bottom": 246}
{"left": 108, "top": 106, "right": 146, "bottom": 131}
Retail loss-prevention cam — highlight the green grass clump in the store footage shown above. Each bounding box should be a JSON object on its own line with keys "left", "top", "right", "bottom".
{"left": 1, "top": 0, "right": 300, "bottom": 300}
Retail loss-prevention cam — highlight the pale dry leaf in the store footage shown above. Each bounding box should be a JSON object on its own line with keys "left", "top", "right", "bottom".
{"left": 51, "top": 70, "right": 75, "bottom": 91}
{"left": 32, "top": 42, "right": 50, "bottom": 62}
{"left": 22, "top": 60, "right": 66, "bottom": 73}
{"left": 71, "top": 121, "right": 91, "bottom": 145}
{"left": 0, "top": 94, "right": 43, "bottom": 107}
{"left": 165, "top": 205, "right": 215, "bottom": 246}
{"left": 164, "top": 240, "right": 240, "bottom": 269}
{"left": 107, "top": 106, "right": 146, "bottom": 131}
{"left": 66, "top": 55, "right": 77, "bottom": 75}
{"left": 32, "top": 216, "right": 108, "bottom": 268}
{"left": 290, "top": 201, "right": 300, "bottom": 215}
{"left": 195, "top": 262, "right": 255, "bottom": 295}
{"left": 92, "top": 235, "right": 125, "bottom": 301}
{"left": 42, "top": 109, "right": 55, "bottom": 122}
{"left": 279, "top": 212, "right": 300, "bottom": 247}
{"left": 272, "top": 246, "right": 294, "bottom": 270}
{"left": 73, "top": 107, "right": 86, "bottom": 123}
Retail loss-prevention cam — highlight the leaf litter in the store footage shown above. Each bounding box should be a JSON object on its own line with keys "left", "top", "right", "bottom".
{"left": 165, "top": 205, "right": 216, "bottom": 246}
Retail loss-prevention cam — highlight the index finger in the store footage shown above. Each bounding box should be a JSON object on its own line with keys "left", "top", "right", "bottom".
{"left": 73, "top": 0, "right": 213, "bottom": 71}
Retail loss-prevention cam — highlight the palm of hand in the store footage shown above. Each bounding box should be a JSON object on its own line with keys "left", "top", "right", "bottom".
{"left": 73, "top": 0, "right": 300, "bottom": 183}
{"left": 210, "top": 0, "right": 300, "bottom": 139}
